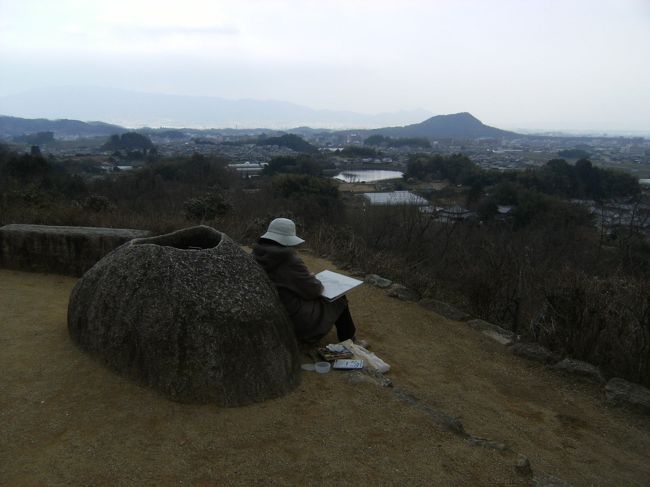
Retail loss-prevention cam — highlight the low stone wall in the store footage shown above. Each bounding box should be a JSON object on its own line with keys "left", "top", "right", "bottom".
{"left": 0, "top": 224, "right": 151, "bottom": 276}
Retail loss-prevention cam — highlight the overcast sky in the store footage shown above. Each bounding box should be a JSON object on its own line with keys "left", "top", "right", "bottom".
{"left": 1, "top": 0, "right": 649, "bottom": 131}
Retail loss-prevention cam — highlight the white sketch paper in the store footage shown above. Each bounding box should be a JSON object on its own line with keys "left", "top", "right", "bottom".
{"left": 315, "top": 270, "right": 363, "bottom": 301}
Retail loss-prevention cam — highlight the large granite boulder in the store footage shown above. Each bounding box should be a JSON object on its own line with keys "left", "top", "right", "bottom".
{"left": 68, "top": 225, "right": 301, "bottom": 406}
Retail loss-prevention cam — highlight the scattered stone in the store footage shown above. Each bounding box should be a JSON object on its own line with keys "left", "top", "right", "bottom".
{"left": 515, "top": 454, "right": 533, "bottom": 477}
{"left": 533, "top": 473, "right": 571, "bottom": 487}
{"left": 467, "top": 319, "right": 514, "bottom": 338}
{"left": 68, "top": 226, "right": 301, "bottom": 406}
{"left": 604, "top": 378, "right": 631, "bottom": 405}
{"left": 349, "top": 269, "right": 365, "bottom": 277}
{"left": 333, "top": 260, "right": 351, "bottom": 270}
{"left": 418, "top": 299, "right": 471, "bottom": 321}
{"left": 365, "top": 369, "right": 393, "bottom": 388}
{"left": 551, "top": 358, "right": 605, "bottom": 384}
{"left": 345, "top": 370, "right": 393, "bottom": 388}
{"left": 386, "top": 284, "right": 420, "bottom": 302}
{"left": 392, "top": 388, "right": 466, "bottom": 436}
{"left": 365, "top": 274, "right": 392, "bottom": 288}
{"left": 481, "top": 329, "right": 513, "bottom": 346}
{"left": 605, "top": 377, "right": 650, "bottom": 414}
{"left": 423, "top": 406, "right": 466, "bottom": 436}
{"left": 468, "top": 436, "right": 508, "bottom": 451}
{"left": 509, "top": 342, "right": 560, "bottom": 364}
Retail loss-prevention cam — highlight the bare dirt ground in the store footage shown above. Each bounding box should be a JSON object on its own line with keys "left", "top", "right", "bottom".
{"left": 2, "top": 252, "right": 650, "bottom": 486}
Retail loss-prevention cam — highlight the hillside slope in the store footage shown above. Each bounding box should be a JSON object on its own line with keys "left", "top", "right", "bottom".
{"left": 373, "top": 112, "right": 517, "bottom": 139}
{"left": 1, "top": 252, "right": 649, "bottom": 485}
{"left": 0, "top": 115, "right": 124, "bottom": 137}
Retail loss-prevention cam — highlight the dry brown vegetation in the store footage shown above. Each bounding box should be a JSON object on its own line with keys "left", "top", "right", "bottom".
{"left": 2, "top": 254, "right": 650, "bottom": 485}
{"left": 307, "top": 202, "right": 650, "bottom": 388}
{"left": 2, "top": 148, "right": 650, "bottom": 388}
{"left": 0, "top": 248, "right": 650, "bottom": 486}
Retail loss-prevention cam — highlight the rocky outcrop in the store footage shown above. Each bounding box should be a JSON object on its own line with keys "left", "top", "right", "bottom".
{"left": 510, "top": 343, "right": 560, "bottom": 364}
{"left": 514, "top": 455, "right": 532, "bottom": 477}
{"left": 364, "top": 274, "right": 393, "bottom": 289}
{"left": 386, "top": 283, "right": 420, "bottom": 302}
{"left": 467, "top": 319, "right": 514, "bottom": 345}
{"left": 418, "top": 299, "right": 471, "bottom": 321}
{"left": 68, "top": 225, "right": 301, "bottom": 406}
{"left": 604, "top": 378, "right": 650, "bottom": 414}
{"left": 467, "top": 319, "right": 512, "bottom": 336}
{"left": 0, "top": 224, "right": 150, "bottom": 276}
{"left": 551, "top": 359, "right": 605, "bottom": 384}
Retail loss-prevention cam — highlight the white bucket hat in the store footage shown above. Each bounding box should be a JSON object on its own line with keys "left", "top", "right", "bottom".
{"left": 261, "top": 218, "right": 305, "bottom": 246}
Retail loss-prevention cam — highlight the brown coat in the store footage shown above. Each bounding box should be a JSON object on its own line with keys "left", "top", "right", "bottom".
{"left": 252, "top": 241, "right": 347, "bottom": 341}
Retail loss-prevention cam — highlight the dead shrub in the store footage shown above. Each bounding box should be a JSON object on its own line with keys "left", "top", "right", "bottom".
{"left": 532, "top": 272, "right": 650, "bottom": 386}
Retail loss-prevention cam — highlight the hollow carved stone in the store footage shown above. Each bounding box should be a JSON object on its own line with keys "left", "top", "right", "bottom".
{"left": 68, "top": 226, "right": 300, "bottom": 406}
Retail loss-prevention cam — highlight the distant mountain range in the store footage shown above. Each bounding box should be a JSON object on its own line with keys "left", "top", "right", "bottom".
{"left": 0, "top": 86, "right": 432, "bottom": 130}
{"left": 0, "top": 115, "right": 124, "bottom": 138}
{"left": 0, "top": 111, "right": 518, "bottom": 141}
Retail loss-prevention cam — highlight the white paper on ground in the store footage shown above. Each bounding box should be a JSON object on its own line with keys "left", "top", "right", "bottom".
{"left": 333, "top": 359, "right": 364, "bottom": 369}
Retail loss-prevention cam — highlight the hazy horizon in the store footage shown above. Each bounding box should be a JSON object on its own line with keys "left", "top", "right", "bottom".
{"left": 1, "top": 0, "right": 649, "bottom": 133}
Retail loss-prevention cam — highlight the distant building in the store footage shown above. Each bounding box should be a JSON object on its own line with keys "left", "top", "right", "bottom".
{"left": 362, "top": 191, "right": 429, "bottom": 206}
{"left": 436, "top": 205, "right": 476, "bottom": 222}
{"left": 227, "top": 161, "right": 266, "bottom": 177}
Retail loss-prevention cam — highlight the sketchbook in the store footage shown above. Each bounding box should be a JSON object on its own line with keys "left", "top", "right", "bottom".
{"left": 316, "top": 270, "right": 363, "bottom": 302}
{"left": 318, "top": 344, "right": 354, "bottom": 361}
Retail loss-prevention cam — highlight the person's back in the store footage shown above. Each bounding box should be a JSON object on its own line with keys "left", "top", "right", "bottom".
{"left": 253, "top": 238, "right": 323, "bottom": 302}
{"left": 252, "top": 218, "right": 358, "bottom": 344}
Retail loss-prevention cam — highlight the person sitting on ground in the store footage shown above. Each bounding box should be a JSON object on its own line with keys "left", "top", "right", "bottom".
{"left": 252, "top": 217, "right": 362, "bottom": 345}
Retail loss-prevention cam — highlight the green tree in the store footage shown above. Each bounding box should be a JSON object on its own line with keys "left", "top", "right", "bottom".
{"left": 256, "top": 134, "right": 318, "bottom": 153}
{"left": 263, "top": 155, "right": 322, "bottom": 176}
{"left": 183, "top": 192, "right": 231, "bottom": 222}
{"left": 102, "top": 132, "right": 155, "bottom": 151}
{"left": 364, "top": 135, "right": 390, "bottom": 146}
{"left": 405, "top": 153, "right": 476, "bottom": 183}
{"left": 82, "top": 194, "right": 113, "bottom": 213}
{"left": 272, "top": 174, "right": 341, "bottom": 221}
{"left": 493, "top": 182, "right": 519, "bottom": 205}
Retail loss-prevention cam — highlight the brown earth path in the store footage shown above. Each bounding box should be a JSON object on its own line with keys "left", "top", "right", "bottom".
{"left": 1, "top": 251, "right": 649, "bottom": 486}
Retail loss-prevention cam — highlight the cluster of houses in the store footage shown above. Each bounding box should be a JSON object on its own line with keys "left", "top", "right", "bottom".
{"left": 573, "top": 199, "right": 650, "bottom": 239}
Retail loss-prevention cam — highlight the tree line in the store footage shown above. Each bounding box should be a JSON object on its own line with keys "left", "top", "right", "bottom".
{"left": 406, "top": 153, "right": 640, "bottom": 201}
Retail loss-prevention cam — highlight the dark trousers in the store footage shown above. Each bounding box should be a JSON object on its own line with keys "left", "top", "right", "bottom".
{"left": 335, "top": 304, "right": 356, "bottom": 342}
